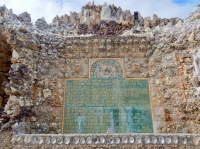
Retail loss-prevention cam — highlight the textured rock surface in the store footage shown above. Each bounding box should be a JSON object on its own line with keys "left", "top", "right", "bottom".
{"left": 0, "top": 2, "right": 199, "bottom": 148}
{"left": 101, "top": 2, "right": 112, "bottom": 20}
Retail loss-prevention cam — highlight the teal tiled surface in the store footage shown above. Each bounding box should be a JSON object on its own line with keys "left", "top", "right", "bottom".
{"left": 64, "top": 77, "right": 153, "bottom": 134}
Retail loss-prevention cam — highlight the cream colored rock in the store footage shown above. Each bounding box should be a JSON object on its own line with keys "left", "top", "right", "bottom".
{"left": 9, "top": 95, "right": 19, "bottom": 106}
{"left": 144, "top": 17, "right": 151, "bottom": 29}
{"left": 37, "top": 90, "right": 42, "bottom": 97}
{"left": 197, "top": 24, "right": 200, "bottom": 29}
{"left": 165, "top": 54, "right": 172, "bottom": 60}
{"left": 6, "top": 110, "right": 13, "bottom": 116}
{"left": 79, "top": 8, "right": 100, "bottom": 26}
{"left": 163, "top": 27, "right": 169, "bottom": 32}
{"left": 25, "top": 100, "right": 32, "bottom": 106}
{"left": 4, "top": 104, "right": 9, "bottom": 112}
{"left": 11, "top": 58, "right": 17, "bottom": 64}
{"left": 43, "top": 88, "right": 52, "bottom": 98}
{"left": 12, "top": 106, "right": 20, "bottom": 117}
{"left": 175, "top": 20, "right": 182, "bottom": 27}
{"left": 119, "top": 15, "right": 133, "bottom": 26}
{"left": 145, "top": 27, "right": 151, "bottom": 32}
{"left": 195, "top": 14, "right": 200, "bottom": 20}
{"left": 193, "top": 137, "right": 200, "bottom": 146}
{"left": 148, "top": 32, "right": 154, "bottom": 38}
{"left": 12, "top": 50, "right": 19, "bottom": 59}
{"left": 188, "top": 32, "right": 195, "bottom": 41}
{"left": 120, "top": 30, "right": 131, "bottom": 36}
{"left": 181, "top": 28, "right": 186, "bottom": 33}
{"left": 59, "top": 95, "right": 63, "bottom": 102}
{"left": 44, "top": 78, "right": 49, "bottom": 88}
{"left": 155, "top": 25, "right": 160, "bottom": 31}
{"left": 18, "top": 97, "right": 24, "bottom": 106}
{"left": 58, "top": 82, "right": 61, "bottom": 88}
{"left": 11, "top": 87, "right": 17, "bottom": 93}
{"left": 156, "top": 80, "right": 160, "bottom": 85}
{"left": 151, "top": 14, "right": 159, "bottom": 27}
{"left": 166, "top": 22, "right": 172, "bottom": 27}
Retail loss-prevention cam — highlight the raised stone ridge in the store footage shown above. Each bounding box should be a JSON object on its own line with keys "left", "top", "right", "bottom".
{"left": 12, "top": 133, "right": 200, "bottom": 147}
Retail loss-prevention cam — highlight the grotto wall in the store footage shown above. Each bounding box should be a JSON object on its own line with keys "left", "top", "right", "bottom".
{"left": 0, "top": 2, "right": 200, "bottom": 148}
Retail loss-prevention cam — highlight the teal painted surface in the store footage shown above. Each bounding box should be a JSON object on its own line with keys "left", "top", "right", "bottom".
{"left": 64, "top": 77, "right": 153, "bottom": 134}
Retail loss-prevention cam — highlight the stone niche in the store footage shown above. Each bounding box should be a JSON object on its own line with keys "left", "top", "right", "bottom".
{"left": 1, "top": 34, "right": 199, "bottom": 135}
{"left": 0, "top": 33, "right": 11, "bottom": 114}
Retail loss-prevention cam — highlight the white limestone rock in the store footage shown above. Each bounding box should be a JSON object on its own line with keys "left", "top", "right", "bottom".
{"left": 166, "top": 22, "right": 172, "bottom": 27}
{"left": 8, "top": 9, "right": 13, "bottom": 18}
{"left": 12, "top": 50, "right": 19, "bottom": 59}
{"left": 195, "top": 13, "right": 200, "bottom": 20}
{"left": 144, "top": 17, "right": 151, "bottom": 29}
{"left": 10, "top": 86, "right": 17, "bottom": 93}
{"left": 175, "top": 20, "right": 182, "bottom": 27}
{"left": 155, "top": 25, "right": 160, "bottom": 31}
{"left": 151, "top": 14, "right": 159, "bottom": 27}
{"left": 116, "top": 6, "right": 122, "bottom": 19}
{"left": 188, "top": 32, "right": 195, "bottom": 41}
{"left": 145, "top": 27, "right": 151, "bottom": 32}
{"left": 163, "top": 27, "right": 169, "bottom": 32}
{"left": 101, "top": 2, "right": 111, "bottom": 20}
{"left": 35, "top": 17, "right": 49, "bottom": 31}
{"left": 43, "top": 88, "right": 52, "bottom": 98}
{"left": 193, "top": 50, "right": 200, "bottom": 80}
{"left": 197, "top": 24, "right": 200, "bottom": 29}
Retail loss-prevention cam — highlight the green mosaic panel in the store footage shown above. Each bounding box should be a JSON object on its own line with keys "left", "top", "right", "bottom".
{"left": 90, "top": 59, "right": 123, "bottom": 77}
{"left": 63, "top": 77, "right": 153, "bottom": 134}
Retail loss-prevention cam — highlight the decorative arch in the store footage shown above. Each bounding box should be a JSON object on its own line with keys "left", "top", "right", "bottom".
{"left": 90, "top": 59, "right": 123, "bottom": 78}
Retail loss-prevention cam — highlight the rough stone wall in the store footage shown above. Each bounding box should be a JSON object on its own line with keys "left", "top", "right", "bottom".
{"left": 0, "top": 2, "right": 199, "bottom": 147}
{"left": 2, "top": 34, "right": 200, "bottom": 134}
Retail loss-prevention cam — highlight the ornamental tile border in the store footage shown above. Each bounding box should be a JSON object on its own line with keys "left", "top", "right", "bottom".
{"left": 12, "top": 134, "right": 200, "bottom": 146}
{"left": 89, "top": 58, "right": 124, "bottom": 78}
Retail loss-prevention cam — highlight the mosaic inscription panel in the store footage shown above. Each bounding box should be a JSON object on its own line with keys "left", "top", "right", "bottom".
{"left": 63, "top": 77, "right": 153, "bottom": 134}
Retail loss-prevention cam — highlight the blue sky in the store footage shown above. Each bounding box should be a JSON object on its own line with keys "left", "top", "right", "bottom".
{"left": 172, "top": 0, "right": 187, "bottom": 4}
{"left": 0, "top": 0, "right": 199, "bottom": 23}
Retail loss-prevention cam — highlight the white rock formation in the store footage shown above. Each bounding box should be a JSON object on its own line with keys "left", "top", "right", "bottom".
{"left": 193, "top": 50, "right": 200, "bottom": 80}
{"left": 101, "top": 2, "right": 112, "bottom": 20}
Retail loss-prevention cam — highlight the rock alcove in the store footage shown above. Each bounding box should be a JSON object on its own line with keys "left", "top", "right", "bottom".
{"left": 0, "top": 32, "right": 11, "bottom": 114}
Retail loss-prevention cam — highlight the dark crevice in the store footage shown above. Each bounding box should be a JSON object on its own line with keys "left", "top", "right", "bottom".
{"left": 0, "top": 35, "right": 12, "bottom": 116}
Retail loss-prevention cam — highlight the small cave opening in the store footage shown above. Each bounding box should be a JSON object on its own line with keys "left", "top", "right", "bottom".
{"left": 0, "top": 35, "right": 12, "bottom": 115}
